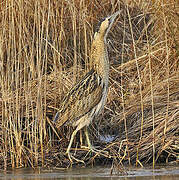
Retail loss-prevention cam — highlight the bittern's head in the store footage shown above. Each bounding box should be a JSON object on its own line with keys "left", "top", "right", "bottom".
{"left": 94, "top": 11, "right": 120, "bottom": 40}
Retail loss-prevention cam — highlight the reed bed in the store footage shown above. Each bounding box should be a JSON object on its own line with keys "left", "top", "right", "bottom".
{"left": 0, "top": 0, "right": 178, "bottom": 169}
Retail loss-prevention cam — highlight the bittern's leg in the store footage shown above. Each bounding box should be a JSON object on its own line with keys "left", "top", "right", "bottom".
{"left": 85, "top": 126, "right": 93, "bottom": 149}
{"left": 85, "top": 126, "right": 100, "bottom": 152}
{"left": 66, "top": 129, "right": 78, "bottom": 154}
{"left": 66, "top": 128, "right": 85, "bottom": 164}
{"left": 80, "top": 130, "right": 83, "bottom": 147}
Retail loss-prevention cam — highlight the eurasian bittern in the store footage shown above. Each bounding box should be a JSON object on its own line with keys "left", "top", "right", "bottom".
{"left": 54, "top": 11, "right": 120, "bottom": 161}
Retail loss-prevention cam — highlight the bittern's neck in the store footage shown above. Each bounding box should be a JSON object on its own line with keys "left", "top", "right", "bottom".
{"left": 90, "top": 36, "right": 109, "bottom": 78}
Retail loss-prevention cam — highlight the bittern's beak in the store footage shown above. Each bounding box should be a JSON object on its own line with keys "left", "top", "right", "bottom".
{"left": 109, "top": 11, "right": 120, "bottom": 24}
{"left": 105, "top": 10, "right": 120, "bottom": 37}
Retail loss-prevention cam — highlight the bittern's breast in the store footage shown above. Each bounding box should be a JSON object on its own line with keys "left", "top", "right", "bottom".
{"left": 55, "top": 69, "right": 107, "bottom": 128}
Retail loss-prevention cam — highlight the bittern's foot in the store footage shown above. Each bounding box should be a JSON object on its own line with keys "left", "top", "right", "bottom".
{"left": 65, "top": 151, "right": 85, "bottom": 165}
{"left": 81, "top": 145, "right": 109, "bottom": 158}
{"left": 83, "top": 128, "right": 109, "bottom": 157}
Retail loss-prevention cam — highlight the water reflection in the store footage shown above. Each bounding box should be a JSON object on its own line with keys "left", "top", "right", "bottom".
{"left": 0, "top": 165, "right": 179, "bottom": 180}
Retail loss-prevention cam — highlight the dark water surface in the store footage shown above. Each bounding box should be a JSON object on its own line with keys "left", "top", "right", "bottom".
{"left": 0, "top": 165, "right": 179, "bottom": 179}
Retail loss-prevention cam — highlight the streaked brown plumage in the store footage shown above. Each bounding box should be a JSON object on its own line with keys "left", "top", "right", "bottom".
{"left": 54, "top": 11, "right": 120, "bottom": 160}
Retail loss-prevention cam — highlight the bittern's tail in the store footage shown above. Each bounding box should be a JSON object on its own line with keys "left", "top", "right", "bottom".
{"left": 53, "top": 112, "right": 60, "bottom": 123}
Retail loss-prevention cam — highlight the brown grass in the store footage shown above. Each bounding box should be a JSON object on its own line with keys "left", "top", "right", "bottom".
{"left": 0, "top": 0, "right": 178, "bottom": 169}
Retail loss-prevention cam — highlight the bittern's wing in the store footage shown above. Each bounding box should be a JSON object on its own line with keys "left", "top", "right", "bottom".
{"left": 54, "top": 69, "right": 104, "bottom": 128}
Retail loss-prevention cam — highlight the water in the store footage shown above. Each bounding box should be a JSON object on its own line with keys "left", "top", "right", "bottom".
{"left": 0, "top": 165, "right": 179, "bottom": 179}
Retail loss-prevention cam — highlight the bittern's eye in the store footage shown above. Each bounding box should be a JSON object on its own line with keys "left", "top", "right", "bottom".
{"left": 95, "top": 18, "right": 105, "bottom": 33}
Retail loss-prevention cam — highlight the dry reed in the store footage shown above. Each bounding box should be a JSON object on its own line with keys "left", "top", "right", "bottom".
{"left": 0, "top": 0, "right": 178, "bottom": 169}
